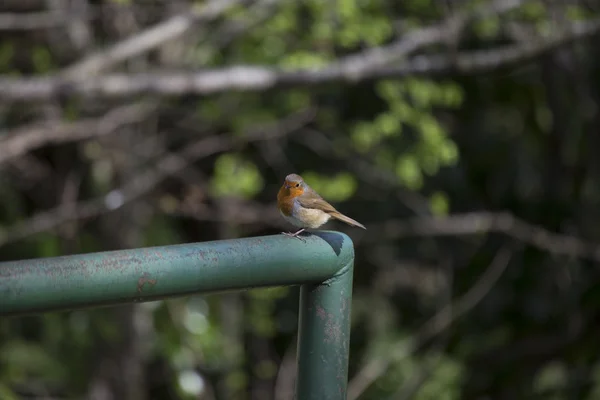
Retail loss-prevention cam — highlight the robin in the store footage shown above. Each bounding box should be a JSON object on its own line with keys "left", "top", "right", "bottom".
{"left": 277, "top": 173, "right": 366, "bottom": 240}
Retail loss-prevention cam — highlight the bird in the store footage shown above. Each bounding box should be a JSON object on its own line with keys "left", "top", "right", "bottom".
{"left": 277, "top": 173, "right": 366, "bottom": 240}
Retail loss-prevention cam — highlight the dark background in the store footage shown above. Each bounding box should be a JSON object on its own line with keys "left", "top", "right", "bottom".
{"left": 2, "top": 0, "right": 600, "bottom": 399}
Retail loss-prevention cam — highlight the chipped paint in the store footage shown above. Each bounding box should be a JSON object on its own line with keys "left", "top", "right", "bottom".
{"left": 137, "top": 273, "right": 157, "bottom": 293}
{"left": 316, "top": 305, "right": 327, "bottom": 320}
{"left": 324, "top": 314, "right": 342, "bottom": 344}
{"left": 297, "top": 257, "right": 354, "bottom": 400}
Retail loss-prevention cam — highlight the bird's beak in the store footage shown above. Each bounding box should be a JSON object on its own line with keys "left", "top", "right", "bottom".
{"left": 284, "top": 184, "right": 291, "bottom": 189}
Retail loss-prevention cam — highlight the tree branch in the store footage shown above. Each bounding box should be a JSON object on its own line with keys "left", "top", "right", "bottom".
{"left": 61, "top": 0, "right": 241, "bottom": 80}
{"left": 1, "top": 17, "right": 598, "bottom": 101}
{"left": 0, "top": 11, "right": 76, "bottom": 30}
{"left": 335, "top": 0, "right": 529, "bottom": 73}
{"left": 369, "top": 211, "right": 600, "bottom": 261}
{"left": 348, "top": 246, "right": 515, "bottom": 400}
{"left": 0, "top": 107, "right": 315, "bottom": 247}
{"left": 0, "top": 101, "right": 157, "bottom": 165}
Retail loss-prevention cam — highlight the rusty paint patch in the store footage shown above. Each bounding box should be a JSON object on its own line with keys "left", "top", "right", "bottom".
{"left": 324, "top": 312, "right": 342, "bottom": 344}
{"left": 340, "top": 297, "right": 347, "bottom": 313}
{"left": 137, "top": 272, "right": 157, "bottom": 293}
{"left": 316, "top": 305, "right": 326, "bottom": 320}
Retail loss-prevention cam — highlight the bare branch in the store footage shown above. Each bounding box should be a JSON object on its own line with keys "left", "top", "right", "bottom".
{"left": 0, "top": 101, "right": 156, "bottom": 165}
{"left": 0, "top": 108, "right": 315, "bottom": 247}
{"left": 61, "top": 0, "right": 241, "bottom": 80}
{"left": 368, "top": 211, "right": 600, "bottom": 261}
{"left": 210, "top": 0, "right": 286, "bottom": 48}
{"left": 0, "top": 11, "right": 75, "bottom": 30}
{"left": 348, "top": 246, "right": 515, "bottom": 400}
{"left": 1, "top": 17, "right": 598, "bottom": 102}
{"left": 336, "top": 0, "right": 529, "bottom": 72}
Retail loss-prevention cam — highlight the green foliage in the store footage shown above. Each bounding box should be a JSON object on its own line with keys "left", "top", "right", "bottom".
{"left": 0, "top": 186, "right": 25, "bottom": 224}
{"left": 396, "top": 154, "right": 423, "bottom": 190}
{"left": 566, "top": 5, "right": 588, "bottom": 21}
{"left": 31, "top": 47, "right": 54, "bottom": 73}
{"left": 247, "top": 287, "right": 289, "bottom": 337}
{"left": 231, "top": 106, "right": 279, "bottom": 135}
{"left": 533, "top": 362, "right": 568, "bottom": 394}
{"left": 429, "top": 191, "right": 449, "bottom": 216}
{"left": 281, "top": 52, "right": 331, "bottom": 69}
{"left": 364, "top": 336, "right": 463, "bottom": 400}
{"left": 515, "top": 0, "right": 547, "bottom": 21}
{"left": 474, "top": 16, "right": 501, "bottom": 38}
{"left": 34, "top": 233, "right": 61, "bottom": 258}
{"left": 412, "top": 356, "right": 463, "bottom": 400}
{"left": 210, "top": 154, "right": 264, "bottom": 199}
{"left": 301, "top": 172, "right": 358, "bottom": 202}
{"left": 589, "top": 362, "right": 600, "bottom": 399}
{"left": 1, "top": 340, "right": 68, "bottom": 385}
{"left": 144, "top": 214, "right": 182, "bottom": 246}
{"left": 285, "top": 90, "right": 312, "bottom": 110}
{"left": 0, "top": 43, "right": 14, "bottom": 73}
{"left": 351, "top": 79, "right": 462, "bottom": 189}
{"left": 0, "top": 383, "right": 18, "bottom": 400}
{"left": 225, "top": 370, "right": 248, "bottom": 393}
{"left": 512, "top": 0, "right": 552, "bottom": 33}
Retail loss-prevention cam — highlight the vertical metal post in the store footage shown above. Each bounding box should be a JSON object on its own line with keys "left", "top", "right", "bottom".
{"left": 296, "top": 259, "right": 354, "bottom": 400}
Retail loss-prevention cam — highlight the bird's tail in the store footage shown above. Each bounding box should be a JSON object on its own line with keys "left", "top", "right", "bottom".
{"left": 330, "top": 211, "right": 366, "bottom": 230}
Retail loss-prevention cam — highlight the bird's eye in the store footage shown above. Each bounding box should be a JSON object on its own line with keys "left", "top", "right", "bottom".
{"left": 295, "top": 183, "right": 300, "bottom": 187}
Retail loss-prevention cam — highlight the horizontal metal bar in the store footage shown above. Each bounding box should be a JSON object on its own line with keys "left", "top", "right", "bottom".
{"left": 0, "top": 231, "right": 354, "bottom": 316}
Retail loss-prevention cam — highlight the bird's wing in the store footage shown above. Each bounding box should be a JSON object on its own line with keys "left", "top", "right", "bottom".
{"left": 297, "top": 192, "right": 337, "bottom": 213}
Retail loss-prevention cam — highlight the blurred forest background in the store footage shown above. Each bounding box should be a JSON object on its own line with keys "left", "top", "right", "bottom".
{"left": 2, "top": 0, "right": 600, "bottom": 399}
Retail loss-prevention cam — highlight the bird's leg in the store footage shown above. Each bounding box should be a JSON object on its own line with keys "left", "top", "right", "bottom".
{"left": 281, "top": 228, "right": 306, "bottom": 241}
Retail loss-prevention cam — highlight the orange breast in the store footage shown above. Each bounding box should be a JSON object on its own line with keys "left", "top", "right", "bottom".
{"left": 277, "top": 185, "right": 303, "bottom": 216}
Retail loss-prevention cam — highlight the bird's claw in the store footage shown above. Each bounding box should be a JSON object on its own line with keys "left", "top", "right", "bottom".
{"left": 281, "top": 231, "right": 306, "bottom": 242}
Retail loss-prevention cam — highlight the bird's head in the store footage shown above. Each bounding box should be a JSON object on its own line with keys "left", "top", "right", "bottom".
{"left": 280, "top": 173, "right": 306, "bottom": 197}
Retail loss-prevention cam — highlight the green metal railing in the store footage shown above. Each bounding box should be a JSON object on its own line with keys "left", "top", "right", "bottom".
{"left": 0, "top": 231, "right": 354, "bottom": 400}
